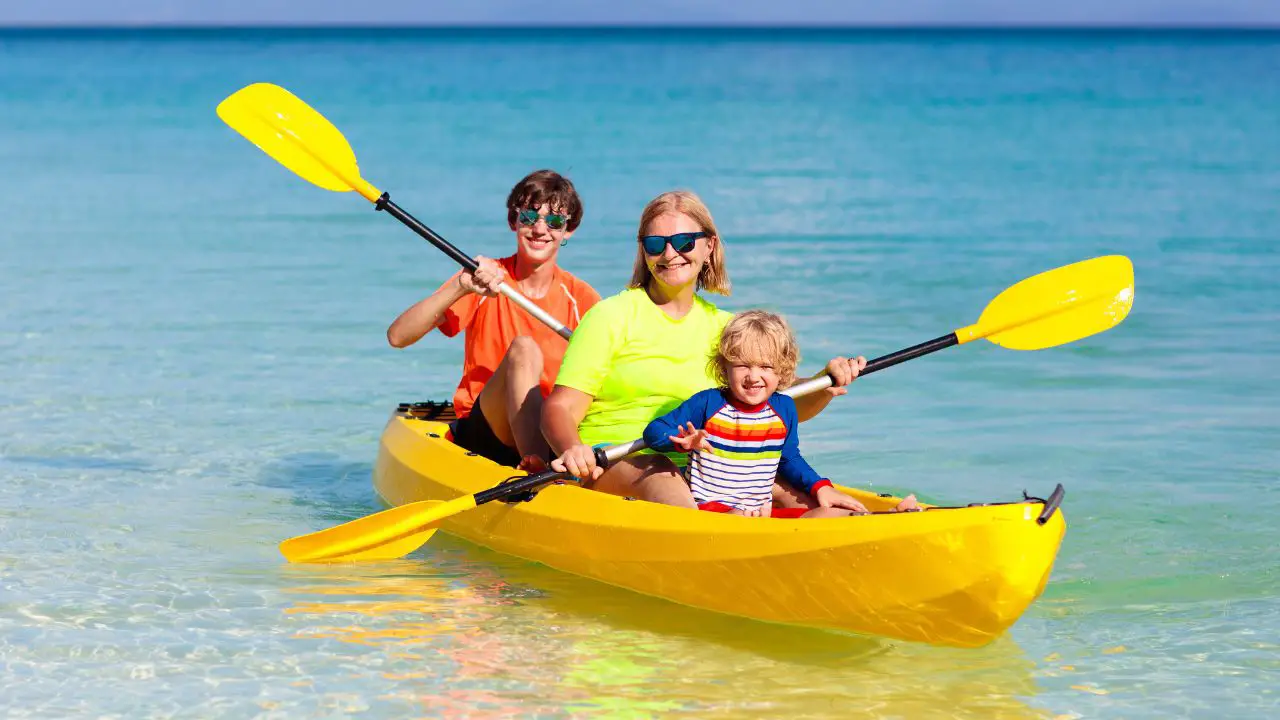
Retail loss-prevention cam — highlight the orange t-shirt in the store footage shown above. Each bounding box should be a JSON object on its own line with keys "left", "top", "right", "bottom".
{"left": 437, "top": 255, "right": 601, "bottom": 418}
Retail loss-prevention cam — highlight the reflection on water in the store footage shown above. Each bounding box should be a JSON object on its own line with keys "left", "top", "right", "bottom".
{"left": 281, "top": 535, "right": 1047, "bottom": 718}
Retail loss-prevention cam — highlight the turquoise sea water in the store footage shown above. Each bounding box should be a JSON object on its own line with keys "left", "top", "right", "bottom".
{"left": 2, "top": 28, "right": 1277, "bottom": 717}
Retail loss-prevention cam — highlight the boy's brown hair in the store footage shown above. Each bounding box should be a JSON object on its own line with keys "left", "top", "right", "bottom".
{"left": 711, "top": 310, "right": 800, "bottom": 389}
{"left": 506, "top": 169, "right": 584, "bottom": 232}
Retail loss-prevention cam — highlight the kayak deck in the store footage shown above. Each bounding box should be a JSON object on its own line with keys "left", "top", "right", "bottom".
{"left": 372, "top": 406, "right": 1066, "bottom": 647}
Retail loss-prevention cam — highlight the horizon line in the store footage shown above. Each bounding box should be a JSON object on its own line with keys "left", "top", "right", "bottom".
{"left": 2, "top": 22, "right": 1280, "bottom": 31}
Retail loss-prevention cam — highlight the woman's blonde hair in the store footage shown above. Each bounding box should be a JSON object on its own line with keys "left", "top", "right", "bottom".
{"left": 628, "top": 190, "right": 731, "bottom": 295}
{"left": 711, "top": 310, "right": 800, "bottom": 389}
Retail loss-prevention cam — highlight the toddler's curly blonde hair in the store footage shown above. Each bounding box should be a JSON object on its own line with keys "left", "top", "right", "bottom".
{"left": 711, "top": 310, "right": 800, "bottom": 390}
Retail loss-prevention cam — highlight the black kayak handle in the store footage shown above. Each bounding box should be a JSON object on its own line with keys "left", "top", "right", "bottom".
{"left": 1037, "top": 483, "right": 1066, "bottom": 525}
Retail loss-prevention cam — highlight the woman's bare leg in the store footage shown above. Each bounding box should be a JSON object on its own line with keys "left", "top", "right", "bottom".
{"left": 800, "top": 507, "right": 859, "bottom": 519}
{"left": 800, "top": 495, "right": 921, "bottom": 518}
{"left": 772, "top": 479, "right": 819, "bottom": 510}
{"left": 584, "top": 454, "right": 696, "bottom": 509}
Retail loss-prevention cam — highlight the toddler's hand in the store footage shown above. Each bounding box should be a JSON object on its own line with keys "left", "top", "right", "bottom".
{"left": 669, "top": 422, "right": 711, "bottom": 453}
{"left": 729, "top": 503, "right": 771, "bottom": 518}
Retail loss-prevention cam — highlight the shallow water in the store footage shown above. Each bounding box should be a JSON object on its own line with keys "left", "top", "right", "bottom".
{"left": 2, "top": 28, "right": 1277, "bottom": 717}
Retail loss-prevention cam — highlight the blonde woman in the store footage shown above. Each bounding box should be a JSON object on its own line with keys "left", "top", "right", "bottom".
{"left": 542, "top": 191, "right": 864, "bottom": 507}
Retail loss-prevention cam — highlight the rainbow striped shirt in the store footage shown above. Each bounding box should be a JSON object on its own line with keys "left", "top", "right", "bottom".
{"left": 643, "top": 388, "right": 831, "bottom": 510}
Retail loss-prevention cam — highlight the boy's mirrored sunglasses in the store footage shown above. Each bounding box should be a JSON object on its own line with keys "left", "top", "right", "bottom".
{"left": 640, "top": 231, "right": 706, "bottom": 255}
{"left": 517, "top": 208, "right": 569, "bottom": 230}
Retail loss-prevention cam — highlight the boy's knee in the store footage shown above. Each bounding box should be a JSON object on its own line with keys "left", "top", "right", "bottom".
{"left": 507, "top": 336, "right": 543, "bottom": 369}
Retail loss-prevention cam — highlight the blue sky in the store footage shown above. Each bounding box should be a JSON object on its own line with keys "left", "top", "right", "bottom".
{"left": 2, "top": 0, "right": 1278, "bottom": 26}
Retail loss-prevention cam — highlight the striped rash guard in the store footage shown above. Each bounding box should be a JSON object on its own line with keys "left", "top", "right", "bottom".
{"left": 643, "top": 388, "right": 833, "bottom": 510}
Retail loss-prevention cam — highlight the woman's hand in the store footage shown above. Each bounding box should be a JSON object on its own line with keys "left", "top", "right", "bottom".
{"left": 551, "top": 443, "right": 603, "bottom": 481}
{"left": 669, "top": 422, "right": 711, "bottom": 453}
{"left": 815, "top": 484, "right": 869, "bottom": 513}
{"left": 794, "top": 355, "right": 866, "bottom": 422}
{"left": 821, "top": 355, "right": 867, "bottom": 397}
{"left": 456, "top": 255, "right": 505, "bottom": 297}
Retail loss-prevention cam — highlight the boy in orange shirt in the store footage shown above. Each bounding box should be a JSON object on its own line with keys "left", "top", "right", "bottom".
{"left": 387, "top": 170, "right": 600, "bottom": 466}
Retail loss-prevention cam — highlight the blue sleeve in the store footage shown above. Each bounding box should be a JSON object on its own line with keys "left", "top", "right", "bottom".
{"left": 774, "top": 394, "right": 829, "bottom": 494}
{"left": 643, "top": 388, "right": 721, "bottom": 452}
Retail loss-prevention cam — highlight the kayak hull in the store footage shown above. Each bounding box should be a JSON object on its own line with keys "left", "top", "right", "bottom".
{"left": 373, "top": 411, "right": 1066, "bottom": 647}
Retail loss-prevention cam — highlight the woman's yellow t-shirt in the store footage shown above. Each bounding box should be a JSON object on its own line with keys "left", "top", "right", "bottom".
{"left": 555, "top": 288, "right": 733, "bottom": 454}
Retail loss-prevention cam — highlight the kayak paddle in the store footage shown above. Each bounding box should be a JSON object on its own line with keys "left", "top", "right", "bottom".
{"left": 216, "top": 82, "right": 572, "bottom": 339}
{"left": 278, "top": 254, "right": 1134, "bottom": 563}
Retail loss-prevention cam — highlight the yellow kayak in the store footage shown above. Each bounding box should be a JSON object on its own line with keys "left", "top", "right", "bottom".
{"left": 373, "top": 404, "right": 1066, "bottom": 648}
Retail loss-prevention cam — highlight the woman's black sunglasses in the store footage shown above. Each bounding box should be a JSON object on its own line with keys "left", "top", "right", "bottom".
{"left": 640, "top": 231, "right": 706, "bottom": 255}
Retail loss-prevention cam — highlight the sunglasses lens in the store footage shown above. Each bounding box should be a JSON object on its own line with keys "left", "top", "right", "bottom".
{"left": 641, "top": 236, "right": 666, "bottom": 255}
{"left": 546, "top": 214, "right": 567, "bottom": 230}
{"left": 518, "top": 209, "right": 539, "bottom": 226}
{"left": 673, "top": 234, "right": 698, "bottom": 253}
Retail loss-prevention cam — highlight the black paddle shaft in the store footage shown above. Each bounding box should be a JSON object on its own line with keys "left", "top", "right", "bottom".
{"left": 375, "top": 193, "right": 480, "bottom": 273}
{"left": 474, "top": 447, "right": 611, "bottom": 506}
{"left": 861, "top": 333, "right": 960, "bottom": 377}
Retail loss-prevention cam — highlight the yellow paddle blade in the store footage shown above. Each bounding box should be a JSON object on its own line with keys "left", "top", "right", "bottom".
{"left": 216, "top": 83, "right": 381, "bottom": 202}
{"left": 957, "top": 255, "right": 1135, "bottom": 350}
{"left": 279, "top": 495, "right": 477, "bottom": 563}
